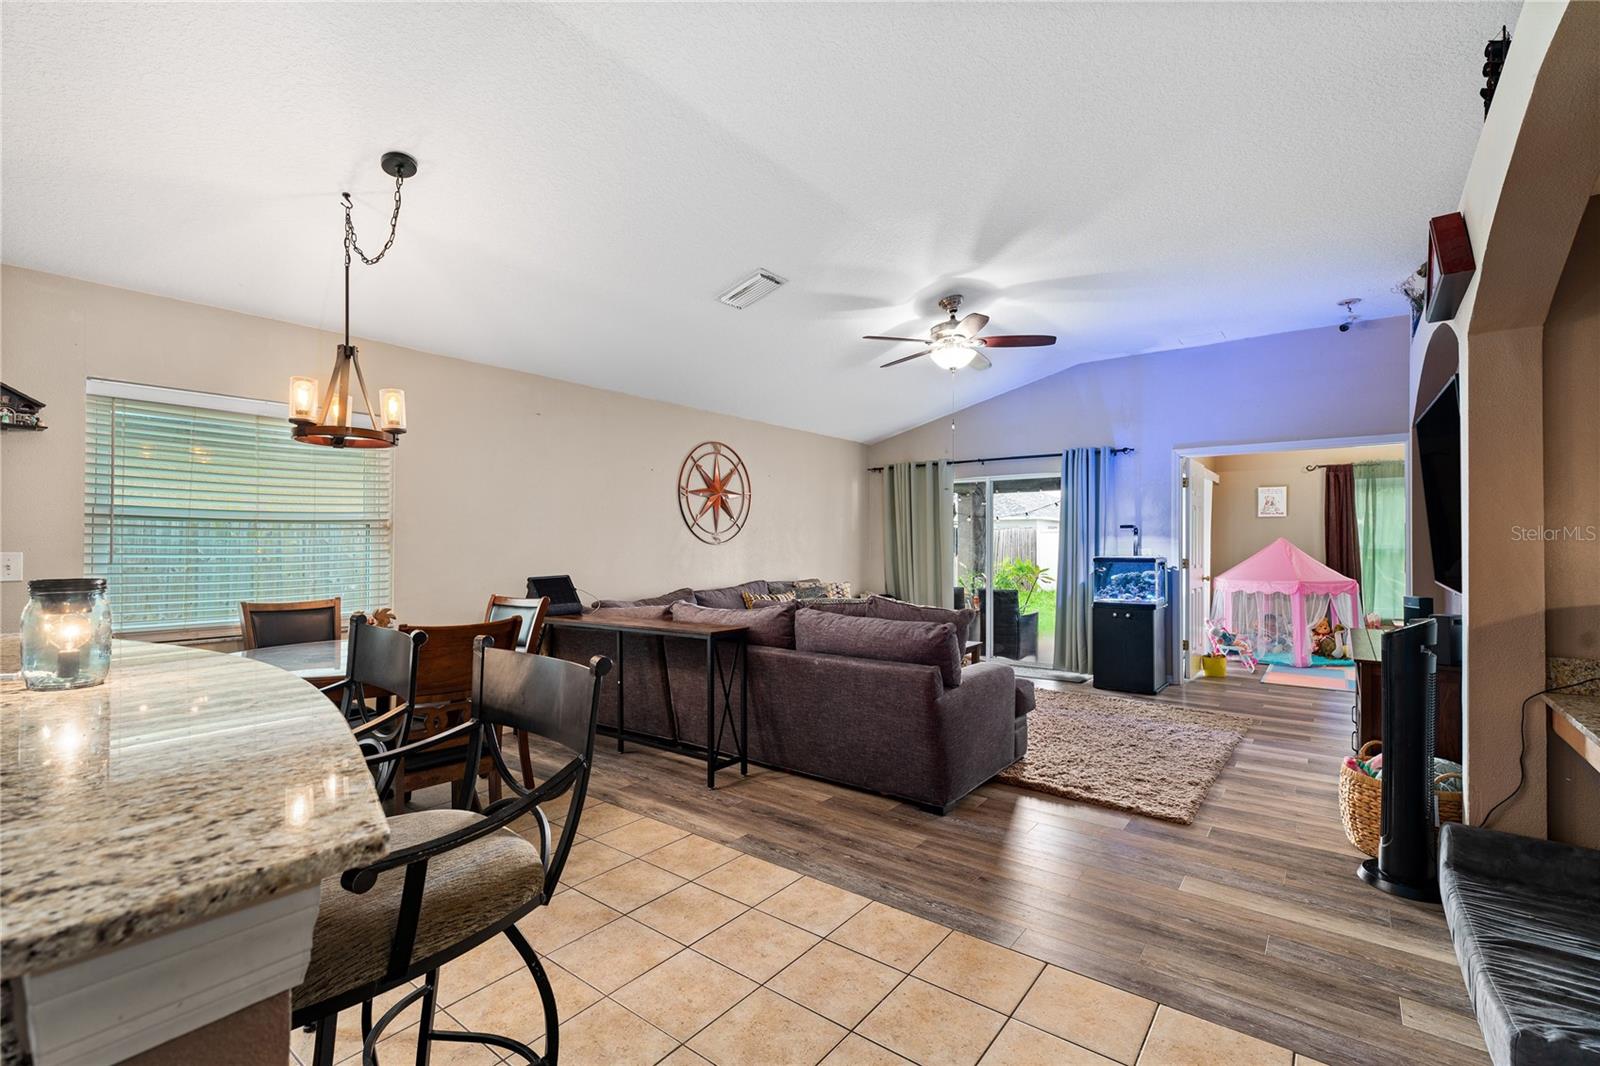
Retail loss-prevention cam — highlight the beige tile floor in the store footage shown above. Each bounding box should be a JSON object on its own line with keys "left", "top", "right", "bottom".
{"left": 291, "top": 802, "right": 1329, "bottom": 1066}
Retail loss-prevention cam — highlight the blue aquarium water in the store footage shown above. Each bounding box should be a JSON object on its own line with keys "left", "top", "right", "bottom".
{"left": 1092, "top": 556, "right": 1168, "bottom": 604}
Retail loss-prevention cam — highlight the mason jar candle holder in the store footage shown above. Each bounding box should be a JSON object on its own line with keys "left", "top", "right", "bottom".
{"left": 20, "top": 578, "right": 113, "bottom": 690}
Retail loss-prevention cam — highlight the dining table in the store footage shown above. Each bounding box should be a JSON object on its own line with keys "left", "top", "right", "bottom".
{"left": 234, "top": 638, "right": 347, "bottom": 686}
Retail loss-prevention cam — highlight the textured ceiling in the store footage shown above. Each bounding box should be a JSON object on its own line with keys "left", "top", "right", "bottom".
{"left": 1, "top": 2, "right": 1517, "bottom": 442}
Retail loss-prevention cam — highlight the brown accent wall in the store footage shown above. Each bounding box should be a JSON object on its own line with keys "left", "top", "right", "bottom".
{"left": 120, "top": 993, "right": 289, "bottom": 1066}
{"left": 1543, "top": 195, "right": 1600, "bottom": 845}
{"left": 1542, "top": 195, "right": 1600, "bottom": 662}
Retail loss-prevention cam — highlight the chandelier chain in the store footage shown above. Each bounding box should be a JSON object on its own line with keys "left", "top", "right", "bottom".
{"left": 343, "top": 174, "right": 405, "bottom": 269}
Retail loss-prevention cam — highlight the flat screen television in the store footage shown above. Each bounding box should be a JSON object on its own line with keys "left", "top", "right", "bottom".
{"left": 1415, "top": 376, "right": 1462, "bottom": 593}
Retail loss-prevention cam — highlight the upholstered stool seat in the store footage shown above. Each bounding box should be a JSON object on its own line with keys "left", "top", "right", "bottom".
{"left": 294, "top": 809, "right": 543, "bottom": 1012}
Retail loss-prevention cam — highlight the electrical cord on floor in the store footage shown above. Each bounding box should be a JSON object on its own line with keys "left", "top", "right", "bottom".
{"left": 1481, "top": 674, "right": 1600, "bottom": 828}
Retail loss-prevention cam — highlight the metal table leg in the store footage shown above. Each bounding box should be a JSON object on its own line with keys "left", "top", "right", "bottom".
{"left": 615, "top": 629, "right": 626, "bottom": 753}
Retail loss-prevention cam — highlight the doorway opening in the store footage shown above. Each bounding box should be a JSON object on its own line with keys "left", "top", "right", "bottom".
{"left": 1176, "top": 438, "right": 1406, "bottom": 685}
{"left": 954, "top": 473, "right": 1063, "bottom": 673}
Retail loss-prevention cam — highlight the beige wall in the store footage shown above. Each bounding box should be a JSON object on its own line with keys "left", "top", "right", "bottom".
{"left": 1205, "top": 445, "right": 1404, "bottom": 577}
{"left": 866, "top": 317, "right": 1413, "bottom": 580}
{"left": 0, "top": 267, "right": 868, "bottom": 628}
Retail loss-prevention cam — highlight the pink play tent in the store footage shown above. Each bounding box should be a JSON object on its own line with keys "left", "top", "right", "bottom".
{"left": 1209, "top": 537, "right": 1362, "bottom": 668}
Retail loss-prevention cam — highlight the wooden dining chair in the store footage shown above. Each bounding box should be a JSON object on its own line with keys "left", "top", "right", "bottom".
{"left": 485, "top": 595, "right": 552, "bottom": 788}
{"left": 484, "top": 595, "right": 551, "bottom": 653}
{"left": 391, "top": 616, "right": 522, "bottom": 814}
{"left": 239, "top": 596, "right": 341, "bottom": 650}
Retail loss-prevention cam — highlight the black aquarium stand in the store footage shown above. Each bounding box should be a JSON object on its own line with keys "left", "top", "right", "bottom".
{"left": 1092, "top": 601, "right": 1169, "bottom": 695}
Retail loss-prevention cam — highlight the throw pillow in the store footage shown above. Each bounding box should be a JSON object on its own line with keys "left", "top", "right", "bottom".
{"left": 694, "top": 580, "right": 770, "bottom": 610}
{"left": 868, "top": 594, "right": 976, "bottom": 638}
{"left": 742, "top": 589, "right": 798, "bottom": 608}
{"left": 794, "top": 609, "right": 961, "bottom": 688}
{"left": 671, "top": 600, "right": 797, "bottom": 648}
{"left": 794, "top": 579, "right": 852, "bottom": 600}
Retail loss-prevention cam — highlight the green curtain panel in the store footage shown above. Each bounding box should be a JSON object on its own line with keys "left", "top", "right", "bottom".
{"left": 1055, "top": 448, "right": 1112, "bottom": 673}
{"left": 883, "top": 460, "right": 954, "bottom": 606}
{"left": 1354, "top": 460, "right": 1406, "bottom": 620}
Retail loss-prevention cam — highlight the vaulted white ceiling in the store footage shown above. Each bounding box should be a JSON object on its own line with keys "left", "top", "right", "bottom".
{"left": 2, "top": 2, "right": 1517, "bottom": 442}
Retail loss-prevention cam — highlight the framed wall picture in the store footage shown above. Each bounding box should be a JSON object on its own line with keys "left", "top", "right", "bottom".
{"left": 1258, "top": 486, "right": 1288, "bottom": 518}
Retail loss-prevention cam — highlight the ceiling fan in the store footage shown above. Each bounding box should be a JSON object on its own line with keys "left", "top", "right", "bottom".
{"left": 865, "top": 294, "right": 1056, "bottom": 371}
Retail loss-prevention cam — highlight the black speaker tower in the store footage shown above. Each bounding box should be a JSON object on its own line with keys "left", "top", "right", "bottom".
{"left": 1359, "top": 617, "right": 1441, "bottom": 902}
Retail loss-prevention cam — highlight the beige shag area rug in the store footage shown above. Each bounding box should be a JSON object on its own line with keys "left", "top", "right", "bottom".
{"left": 997, "top": 688, "right": 1254, "bottom": 824}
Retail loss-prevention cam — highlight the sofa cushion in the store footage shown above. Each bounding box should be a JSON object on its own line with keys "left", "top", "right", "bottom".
{"left": 804, "top": 598, "right": 876, "bottom": 618}
{"left": 795, "top": 609, "right": 961, "bottom": 688}
{"left": 593, "top": 586, "right": 693, "bottom": 608}
{"left": 868, "top": 594, "right": 977, "bottom": 637}
{"left": 1440, "top": 823, "right": 1600, "bottom": 1066}
{"left": 694, "top": 580, "right": 770, "bottom": 609}
{"left": 671, "top": 600, "right": 797, "bottom": 647}
{"left": 588, "top": 604, "right": 670, "bottom": 620}
{"left": 743, "top": 589, "right": 798, "bottom": 608}
{"left": 1014, "top": 677, "right": 1036, "bottom": 719}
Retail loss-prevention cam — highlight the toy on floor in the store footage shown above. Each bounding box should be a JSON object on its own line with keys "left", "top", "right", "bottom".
{"left": 1259, "top": 612, "right": 1292, "bottom": 655}
{"left": 1310, "top": 616, "right": 1352, "bottom": 660}
{"left": 1207, "top": 621, "right": 1257, "bottom": 673}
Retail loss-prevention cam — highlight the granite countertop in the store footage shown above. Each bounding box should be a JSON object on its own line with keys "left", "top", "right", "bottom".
{"left": 0, "top": 640, "right": 389, "bottom": 977}
{"left": 1548, "top": 690, "right": 1600, "bottom": 754}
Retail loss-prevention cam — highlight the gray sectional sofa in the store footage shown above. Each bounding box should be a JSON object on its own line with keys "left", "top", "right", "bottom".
{"left": 546, "top": 578, "right": 1032, "bottom": 813}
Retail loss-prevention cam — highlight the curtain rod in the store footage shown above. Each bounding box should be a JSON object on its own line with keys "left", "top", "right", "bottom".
{"left": 867, "top": 448, "right": 1133, "bottom": 473}
{"left": 1304, "top": 459, "right": 1401, "bottom": 471}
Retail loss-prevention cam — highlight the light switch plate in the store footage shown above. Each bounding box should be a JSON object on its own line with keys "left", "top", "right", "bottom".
{"left": 0, "top": 553, "right": 23, "bottom": 582}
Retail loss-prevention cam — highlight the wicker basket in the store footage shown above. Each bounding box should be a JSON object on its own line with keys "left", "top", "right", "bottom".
{"left": 1339, "top": 741, "right": 1464, "bottom": 857}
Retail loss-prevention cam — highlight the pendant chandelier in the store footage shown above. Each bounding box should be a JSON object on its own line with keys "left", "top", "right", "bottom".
{"left": 289, "top": 151, "right": 417, "bottom": 448}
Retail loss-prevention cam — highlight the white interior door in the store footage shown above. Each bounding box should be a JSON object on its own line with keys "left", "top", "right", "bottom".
{"left": 1181, "top": 458, "right": 1220, "bottom": 680}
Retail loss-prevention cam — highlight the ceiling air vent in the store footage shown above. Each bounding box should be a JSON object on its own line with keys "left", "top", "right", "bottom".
{"left": 717, "top": 269, "right": 786, "bottom": 309}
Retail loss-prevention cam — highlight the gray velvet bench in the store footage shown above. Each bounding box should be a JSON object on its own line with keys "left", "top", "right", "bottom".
{"left": 1439, "top": 823, "right": 1600, "bottom": 1065}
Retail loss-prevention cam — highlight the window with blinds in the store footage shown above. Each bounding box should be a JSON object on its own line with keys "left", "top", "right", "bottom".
{"left": 84, "top": 383, "right": 393, "bottom": 635}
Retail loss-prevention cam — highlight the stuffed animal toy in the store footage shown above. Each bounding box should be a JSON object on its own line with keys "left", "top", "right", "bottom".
{"left": 1311, "top": 617, "right": 1352, "bottom": 659}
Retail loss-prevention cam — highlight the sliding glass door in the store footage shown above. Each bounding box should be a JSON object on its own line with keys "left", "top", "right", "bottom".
{"left": 953, "top": 474, "right": 1062, "bottom": 671}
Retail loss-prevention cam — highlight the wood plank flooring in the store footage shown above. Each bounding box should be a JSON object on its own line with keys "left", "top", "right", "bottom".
{"left": 576, "top": 672, "right": 1488, "bottom": 1066}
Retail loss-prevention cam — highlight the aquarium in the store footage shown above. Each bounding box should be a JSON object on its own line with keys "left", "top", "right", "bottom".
{"left": 1092, "top": 556, "right": 1168, "bottom": 605}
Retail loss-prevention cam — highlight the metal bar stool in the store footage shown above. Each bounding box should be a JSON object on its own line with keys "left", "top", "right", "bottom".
{"left": 291, "top": 639, "right": 611, "bottom": 1065}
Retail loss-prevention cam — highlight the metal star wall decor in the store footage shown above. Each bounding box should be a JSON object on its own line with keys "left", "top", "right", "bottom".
{"left": 678, "top": 441, "right": 751, "bottom": 544}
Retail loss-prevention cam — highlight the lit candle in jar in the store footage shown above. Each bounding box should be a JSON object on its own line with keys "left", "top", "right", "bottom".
{"left": 47, "top": 615, "right": 89, "bottom": 680}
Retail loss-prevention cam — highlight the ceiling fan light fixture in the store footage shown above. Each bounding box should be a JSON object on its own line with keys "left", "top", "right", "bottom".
{"left": 928, "top": 337, "right": 978, "bottom": 370}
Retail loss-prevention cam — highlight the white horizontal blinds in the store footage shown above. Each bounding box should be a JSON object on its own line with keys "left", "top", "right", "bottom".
{"left": 84, "top": 390, "right": 393, "bottom": 633}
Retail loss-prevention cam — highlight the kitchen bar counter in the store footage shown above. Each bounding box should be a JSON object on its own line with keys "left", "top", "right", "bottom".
{"left": 1548, "top": 690, "right": 1600, "bottom": 774}
{"left": 0, "top": 640, "right": 388, "bottom": 1065}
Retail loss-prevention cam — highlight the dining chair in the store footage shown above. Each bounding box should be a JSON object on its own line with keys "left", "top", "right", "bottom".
{"left": 485, "top": 595, "right": 552, "bottom": 788}
{"left": 292, "top": 644, "right": 611, "bottom": 1066}
{"left": 239, "top": 596, "right": 341, "bottom": 650}
{"left": 318, "top": 614, "right": 427, "bottom": 802}
{"left": 391, "top": 616, "right": 522, "bottom": 813}
{"left": 484, "top": 594, "right": 551, "bottom": 652}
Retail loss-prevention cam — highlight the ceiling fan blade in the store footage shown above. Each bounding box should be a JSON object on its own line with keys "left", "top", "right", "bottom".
{"left": 879, "top": 350, "right": 930, "bottom": 368}
{"left": 970, "top": 352, "right": 993, "bottom": 371}
{"left": 981, "top": 334, "right": 1057, "bottom": 348}
{"left": 863, "top": 335, "right": 931, "bottom": 343}
{"left": 957, "top": 313, "right": 989, "bottom": 337}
